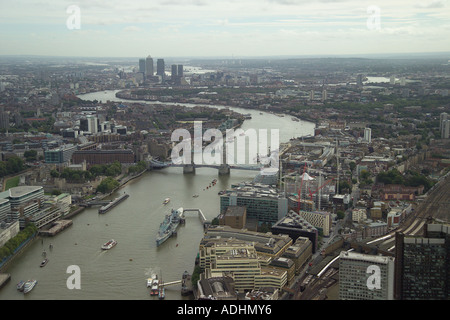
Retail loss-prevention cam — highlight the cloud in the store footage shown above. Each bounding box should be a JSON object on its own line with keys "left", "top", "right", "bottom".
{"left": 0, "top": 0, "right": 449, "bottom": 57}
{"left": 123, "top": 26, "right": 142, "bottom": 32}
{"left": 415, "top": 0, "right": 446, "bottom": 8}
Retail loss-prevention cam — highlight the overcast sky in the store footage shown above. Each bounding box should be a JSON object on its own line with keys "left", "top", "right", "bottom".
{"left": 0, "top": 0, "right": 449, "bottom": 58}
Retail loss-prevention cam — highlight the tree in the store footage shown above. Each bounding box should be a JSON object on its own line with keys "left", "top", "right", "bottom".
{"left": 96, "top": 177, "right": 119, "bottom": 193}
{"left": 24, "top": 150, "right": 37, "bottom": 161}
{"left": 349, "top": 161, "right": 356, "bottom": 172}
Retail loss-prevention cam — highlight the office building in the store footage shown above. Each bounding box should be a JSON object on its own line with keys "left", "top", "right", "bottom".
{"left": 0, "top": 198, "right": 11, "bottom": 223}
{"left": 145, "top": 55, "right": 154, "bottom": 78}
{"left": 217, "top": 205, "right": 246, "bottom": 229}
{"left": 0, "top": 106, "right": 9, "bottom": 130}
{"left": 220, "top": 183, "right": 288, "bottom": 226}
{"left": 297, "top": 210, "right": 331, "bottom": 236}
{"left": 44, "top": 144, "right": 77, "bottom": 164}
{"left": 281, "top": 236, "right": 312, "bottom": 274}
{"left": 201, "top": 225, "right": 292, "bottom": 264}
{"left": 268, "top": 257, "right": 296, "bottom": 285}
{"left": 79, "top": 115, "right": 98, "bottom": 134}
{"left": 199, "top": 239, "right": 287, "bottom": 293}
{"left": 177, "top": 64, "right": 183, "bottom": 78}
{"left": 156, "top": 59, "right": 165, "bottom": 81}
{"left": 339, "top": 251, "right": 395, "bottom": 300}
{"left": 171, "top": 64, "right": 178, "bottom": 81}
{"left": 197, "top": 276, "right": 237, "bottom": 300}
{"left": 356, "top": 74, "right": 363, "bottom": 86}
{"left": 139, "top": 58, "right": 146, "bottom": 75}
{"left": 271, "top": 210, "right": 319, "bottom": 253}
{"left": 394, "top": 224, "right": 449, "bottom": 300}
{"left": 8, "top": 186, "right": 44, "bottom": 209}
{"left": 440, "top": 112, "right": 448, "bottom": 132}
{"left": 364, "top": 127, "right": 371, "bottom": 143}
{"left": 4, "top": 186, "right": 58, "bottom": 229}
{"left": 442, "top": 119, "right": 450, "bottom": 139}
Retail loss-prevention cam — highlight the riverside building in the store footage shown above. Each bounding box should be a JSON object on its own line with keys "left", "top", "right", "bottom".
{"left": 199, "top": 239, "right": 288, "bottom": 293}
{"left": 1, "top": 186, "right": 63, "bottom": 229}
{"left": 219, "top": 183, "right": 288, "bottom": 227}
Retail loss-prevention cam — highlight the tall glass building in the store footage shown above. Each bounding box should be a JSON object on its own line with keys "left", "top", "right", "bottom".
{"left": 394, "top": 224, "right": 449, "bottom": 300}
{"left": 219, "top": 184, "right": 288, "bottom": 226}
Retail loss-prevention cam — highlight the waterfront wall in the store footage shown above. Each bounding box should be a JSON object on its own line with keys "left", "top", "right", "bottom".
{"left": 0, "top": 233, "right": 37, "bottom": 273}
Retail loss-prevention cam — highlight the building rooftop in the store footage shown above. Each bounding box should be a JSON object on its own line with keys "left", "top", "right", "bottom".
{"left": 9, "top": 186, "right": 43, "bottom": 199}
{"left": 340, "top": 250, "right": 394, "bottom": 264}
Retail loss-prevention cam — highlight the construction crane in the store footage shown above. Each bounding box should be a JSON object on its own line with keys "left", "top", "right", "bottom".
{"left": 307, "top": 176, "right": 335, "bottom": 210}
{"left": 307, "top": 178, "right": 335, "bottom": 201}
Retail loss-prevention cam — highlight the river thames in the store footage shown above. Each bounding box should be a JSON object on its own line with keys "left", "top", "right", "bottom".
{"left": 0, "top": 90, "right": 314, "bottom": 300}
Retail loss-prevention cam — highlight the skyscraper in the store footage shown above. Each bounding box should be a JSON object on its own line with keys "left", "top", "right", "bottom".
{"left": 394, "top": 224, "right": 450, "bottom": 300}
{"left": 139, "top": 58, "right": 146, "bottom": 75}
{"left": 440, "top": 112, "right": 449, "bottom": 139}
{"left": 442, "top": 120, "right": 450, "bottom": 139}
{"left": 364, "top": 127, "right": 372, "bottom": 143}
{"left": 145, "top": 55, "right": 154, "bottom": 78}
{"left": 177, "top": 64, "right": 183, "bottom": 78}
{"left": 156, "top": 59, "right": 165, "bottom": 81}
{"left": 0, "top": 106, "right": 9, "bottom": 130}
{"left": 171, "top": 64, "right": 178, "bottom": 81}
{"left": 356, "top": 74, "right": 363, "bottom": 86}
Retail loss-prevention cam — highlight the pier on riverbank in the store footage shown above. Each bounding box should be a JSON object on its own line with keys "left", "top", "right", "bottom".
{"left": 0, "top": 273, "right": 10, "bottom": 289}
{"left": 39, "top": 220, "right": 73, "bottom": 237}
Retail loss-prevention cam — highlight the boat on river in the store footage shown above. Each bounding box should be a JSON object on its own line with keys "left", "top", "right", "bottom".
{"left": 40, "top": 258, "right": 48, "bottom": 267}
{"left": 16, "top": 280, "right": 25, "bottom": 291}
{"left": 156, "top": 208, "right": 183, "bottom": 247}
{"left": 150, "top": 274, "right": 159, "bottom": 296}
{"left": 98, "top": 193, "right": 129, "bottom": 214}
{"left": 101, "top": 239, "right": 117, "bottom": 250}
{"left": 23, "top": 280, "right": 37, "bottom": 294}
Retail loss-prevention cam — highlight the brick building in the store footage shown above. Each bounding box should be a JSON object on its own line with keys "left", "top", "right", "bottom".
{"left": 72, "top": 149, "right": 135, "bottom": 166}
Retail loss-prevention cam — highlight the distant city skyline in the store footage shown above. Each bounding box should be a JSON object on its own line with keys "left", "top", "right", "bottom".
{"left": 1, "top": 0, "right": 450, "bottom": 58}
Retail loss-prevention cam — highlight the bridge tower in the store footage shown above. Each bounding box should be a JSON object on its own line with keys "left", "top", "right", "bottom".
{"left": 183, "top": 164, "right": 195, "bottom": 174}
{"left": 218, "top": 137, "right": 230, "bottom": 175}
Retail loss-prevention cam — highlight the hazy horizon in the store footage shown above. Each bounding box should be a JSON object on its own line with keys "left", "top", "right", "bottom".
{"left": 1, "top": 0, "right": 450, "bottom": 58}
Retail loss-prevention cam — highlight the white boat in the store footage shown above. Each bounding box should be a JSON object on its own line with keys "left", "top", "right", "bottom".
{"left": 101, "top": 239, "right": 117, "bottom": 250}
{"left": 150, "top": 274, "right": 159, "bottom": 296}
{"left": 23, "top": 280, "right": 37, "bottom": 294}
{"left": 163, "top": 198, "right": 170, "bottom": 205}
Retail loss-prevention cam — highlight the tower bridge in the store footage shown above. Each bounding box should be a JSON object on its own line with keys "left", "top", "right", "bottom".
{"left": 148, "top": 158, "right": 263, "bottom": 174}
